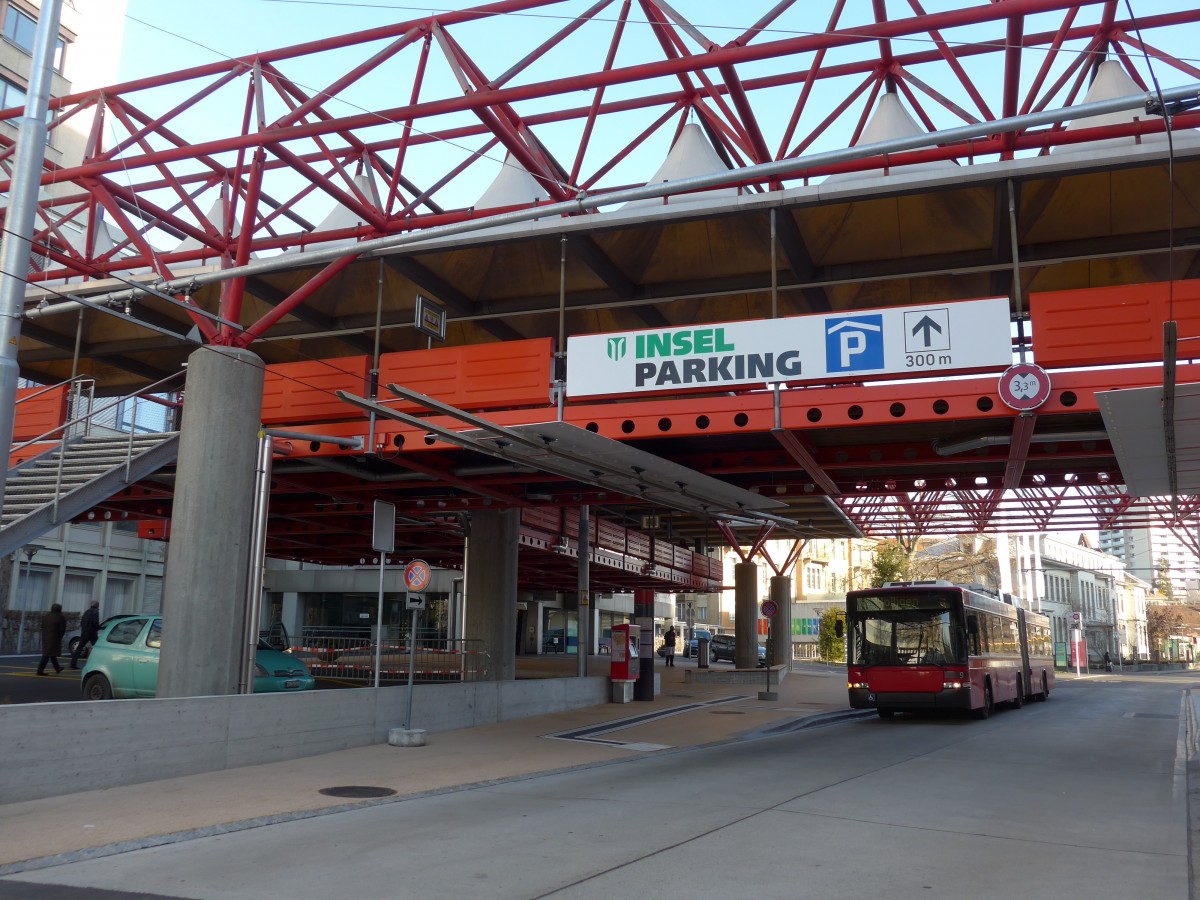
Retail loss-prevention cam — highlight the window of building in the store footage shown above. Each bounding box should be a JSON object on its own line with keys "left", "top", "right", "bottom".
{"left": 61, "top": 571, "right": 94, "bottom": 611}
{"left": 803, "top": 564, "right": 824, "bottom": 594}
{"left": 3, "top": 6, "right": 66, "bottom": 70}
{"left": 104, "top": 575, "right": 135, "bottom": 615}
{"left": 0, "top": 75, "right": 26, "bottom": 111}
{"left": 17, "top": 565, "right": 50, "bottom": 611}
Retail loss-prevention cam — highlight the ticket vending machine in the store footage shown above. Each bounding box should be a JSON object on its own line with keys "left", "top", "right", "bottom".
{"left": 610, "top": 624, "right": 640, "bottom": 702}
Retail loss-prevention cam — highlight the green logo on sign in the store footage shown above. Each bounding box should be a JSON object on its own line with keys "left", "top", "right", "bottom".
{"left": 607, "top": 336, "right": 627, "bottom": 361}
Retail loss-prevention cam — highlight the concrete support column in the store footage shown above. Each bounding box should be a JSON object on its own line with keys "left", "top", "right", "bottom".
{"left": 464, "top": 509, "right": 519, "bottom": 681}
{"left": 1032, "top": 537, "right": 1044, "bottom": 612}
{"left": 633, "top": 588, "right": 655, "bottom": 700}
{"left": 576, "top": 504, "right": 590, "bottom": 677}
{"left": 996, "top": 531, "right": 1012, "bottom": 596}
{"left": 158, "top": 346, "right": 264, "bottom": 698}
{"left": 769, "top": 575, "right": 791, "bottom": 666}
{"left": 735, "top": 561, "right": 759, "bottom": 669}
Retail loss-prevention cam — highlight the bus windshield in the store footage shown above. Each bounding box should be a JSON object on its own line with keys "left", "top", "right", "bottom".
{"left": 848, "top": 595, "right": 964, "bottom": 667}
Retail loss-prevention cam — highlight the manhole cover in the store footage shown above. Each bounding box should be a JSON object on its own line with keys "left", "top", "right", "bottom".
{"left": 319, "top": 785, "right": 397, "bottom": 799}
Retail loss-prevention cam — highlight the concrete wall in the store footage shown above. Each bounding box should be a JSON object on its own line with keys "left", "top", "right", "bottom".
{"left": 0, "top": 677, "right": 609, "bottom": 804}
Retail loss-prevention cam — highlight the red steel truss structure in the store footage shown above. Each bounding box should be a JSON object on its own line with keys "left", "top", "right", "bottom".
{"left": 5, "top": 0, "right": 1200, "bottom": 561}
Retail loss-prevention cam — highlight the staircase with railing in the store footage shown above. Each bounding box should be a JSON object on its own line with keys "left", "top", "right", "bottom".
{"left": 1, "top": 373, "right": 184, "bottom": 558}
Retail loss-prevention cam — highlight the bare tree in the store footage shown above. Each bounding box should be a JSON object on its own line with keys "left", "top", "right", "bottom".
{"left": 1146, "top": 603, "right": 1183, "bottom": 662}
{"left": 909, "top": 535, "right": 1000, "bottom": 588}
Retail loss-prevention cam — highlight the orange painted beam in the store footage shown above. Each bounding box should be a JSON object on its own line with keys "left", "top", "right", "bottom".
{"left": 378, "top": 338, "right": 554, "bottom": 412}
{"left": 1030, "top": 279, "right": 1200, "bottom": 368}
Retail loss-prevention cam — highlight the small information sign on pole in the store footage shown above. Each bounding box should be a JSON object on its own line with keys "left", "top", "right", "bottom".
{"left": 415, "top": 295, "right": 447, "bottom": 342}
{"left": 371, "top": 501, "right": 395, "bottom": 689}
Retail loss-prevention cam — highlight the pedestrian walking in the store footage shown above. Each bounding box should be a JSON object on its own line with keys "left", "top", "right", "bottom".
{"left": 1104, "top": 650, "right": 1112, "bottom": 673}
{"left": 663, "top": 626, "right": 677, "bottom": 667}
{"left": 70, "top": 600, "right": 100, "bottom": 669}
{"left": 37, "top": 603, "right": 66, "bottom": 675}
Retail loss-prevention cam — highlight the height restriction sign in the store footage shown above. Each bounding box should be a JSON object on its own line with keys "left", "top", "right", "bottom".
{"left": 998, "top": 362, "right": 1051, "bottom": 411}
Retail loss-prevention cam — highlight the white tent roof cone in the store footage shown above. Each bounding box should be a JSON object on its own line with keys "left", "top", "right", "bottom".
{"left": 61, "top": 214, "right": 157, "bottom": 277}
{"left": 170, "top": 194, "right": 259, "bottom": 262}
{"left": 63, "top": 214, "right": 116, "bottom": 257}
{"left": 307, "top": 172, "right": 383, "bottom": 249}
{"left": 622, "top": 122, "right": 737, "bottom": 210}
{"left": 824, "top": 93, "right": 956, "bottom": 183}
{"left": 1054, "top": 60, "right": 1195, "bottom": 154}
{"left": 474, "top": 153, "right": 551, "bottom": 210}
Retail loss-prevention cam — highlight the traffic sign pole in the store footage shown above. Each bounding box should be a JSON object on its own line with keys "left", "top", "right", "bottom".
{"left": 759, "top": 599, "right": 778, "bottom": 702}
{"left": 400, "top": 563, "right": 431, "bottom": 730}
{"left": 405, "top": 604, "right": 419, "bottom": 729}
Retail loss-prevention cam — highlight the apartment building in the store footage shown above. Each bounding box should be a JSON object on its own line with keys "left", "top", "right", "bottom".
{"left": 1098, "top": 526, "right": 1198, "bottom": 600}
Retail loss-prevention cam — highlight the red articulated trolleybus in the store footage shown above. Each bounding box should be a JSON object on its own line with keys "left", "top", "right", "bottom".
{"left": 843, "top": 581, "right": 1054, "bottom": 720}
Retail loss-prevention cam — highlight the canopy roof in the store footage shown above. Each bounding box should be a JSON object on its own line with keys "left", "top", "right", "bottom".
{"left": 8, "top": 1, "right": 1200, "bottom": 571}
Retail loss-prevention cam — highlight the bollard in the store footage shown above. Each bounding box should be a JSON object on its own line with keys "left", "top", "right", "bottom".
{"left": 388, "top": 727, "right": 427, "bottom": 747}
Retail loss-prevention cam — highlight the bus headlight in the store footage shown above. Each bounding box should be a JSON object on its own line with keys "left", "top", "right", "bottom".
{"left": 943, "top": 670, "right": 967, "bottom": 689}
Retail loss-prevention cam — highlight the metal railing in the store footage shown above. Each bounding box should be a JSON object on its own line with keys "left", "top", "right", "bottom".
{"left": 293, "top": 626, "right": 491, "bottom": 684}
{"left": 9, "top": 370, "right": 185, "bottom": 522}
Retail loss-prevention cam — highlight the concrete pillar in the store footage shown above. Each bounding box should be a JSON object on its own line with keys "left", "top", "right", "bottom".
{"left": 996, "top": 531, "right": 1012, "bottom": 595}
{"left": 158, "top": 346, "right": 264, "bottom": 698}
{"left": 576, "top": 504, "right": 589, "bottom": 677}
{"left": 634, "top": 588, "right": 655, "bottom": 700}
{"left": 735, "top": 561, "right": 758, "bottom": 668}
{"left": 464, "top": 509, "right": 519, "bottom": 680}
{"left": 1032, "top": 537, "right": 1044, "bottom": 612}
{"left": 769, "top": 575, "right": 791, "bottom": 666}
{"left": 281, "top": 591, "right": 301, "bottom": 639}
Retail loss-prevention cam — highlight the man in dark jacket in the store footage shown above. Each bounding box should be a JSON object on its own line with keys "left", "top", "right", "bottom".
{"left": 37, "top": 602, "right": 66, "bottom": 675}
{"left": 70, "top": 600, "right": 101, "bottom": 669}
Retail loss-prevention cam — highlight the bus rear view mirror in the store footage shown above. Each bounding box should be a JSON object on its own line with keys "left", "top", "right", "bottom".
{"left": 835, "top": 620, "right": 844, "bottom": 638}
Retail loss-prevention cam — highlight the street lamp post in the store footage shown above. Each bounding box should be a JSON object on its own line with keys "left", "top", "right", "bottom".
{"left": 17, "top": 544, "right": 43, "bottom": 654}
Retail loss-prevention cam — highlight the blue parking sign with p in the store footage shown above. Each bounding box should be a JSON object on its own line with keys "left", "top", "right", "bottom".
{"left": 825, "top": 315, "right": 884, "bottom": 373}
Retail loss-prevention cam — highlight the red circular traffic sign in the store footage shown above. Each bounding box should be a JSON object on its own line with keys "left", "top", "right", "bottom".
{"left": 761, "top": 599, "right": 778, "bottom": 619}
{"left": 998, "top": 363, "right": 1051, "bottom": 411}
{"left": 404, "top": 559, "right": 431, "bottom": 592}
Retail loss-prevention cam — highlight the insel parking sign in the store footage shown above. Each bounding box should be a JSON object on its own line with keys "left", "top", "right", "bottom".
{"left": 565, "top": 297, "right": 1011, "bottom": 398}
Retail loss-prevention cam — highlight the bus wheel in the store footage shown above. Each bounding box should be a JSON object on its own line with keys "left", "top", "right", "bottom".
{"left": 1035, "top": 672, "right": 1049, "bottom": 701}
{"left": 877, "top": 708, "right": 895, "bottom": 719}
{"left": 973, "top": 681, "right": 993, "bottom": 720}
{"left": 1012, "top": 676, "right": 1024, "bottom": 709}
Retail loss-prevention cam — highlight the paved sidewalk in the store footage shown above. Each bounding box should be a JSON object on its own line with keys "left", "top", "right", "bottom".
{"left": 0, "top": 659, "right": 856, "bottom": 873}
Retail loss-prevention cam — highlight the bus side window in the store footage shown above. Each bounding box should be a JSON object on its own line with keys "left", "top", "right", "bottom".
{"left": 967, "top": 614, "right": 982, "bottom": 656}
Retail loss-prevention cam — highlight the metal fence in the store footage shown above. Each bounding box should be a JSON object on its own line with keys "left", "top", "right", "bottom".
{"left": 292, "top": 626, "right": 490, "bottom": 685}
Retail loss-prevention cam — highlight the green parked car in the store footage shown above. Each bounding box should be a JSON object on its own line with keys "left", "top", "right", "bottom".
{"left": 80, "top": 616, "right": 314, "bottom": 700}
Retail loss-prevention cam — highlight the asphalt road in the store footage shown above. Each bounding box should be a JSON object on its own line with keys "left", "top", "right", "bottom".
{"left": 0, "top": 655, "right": 84, "bottom": 704}
{"left": 0, "top": 670, "right": 1189, "bottom": 899}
